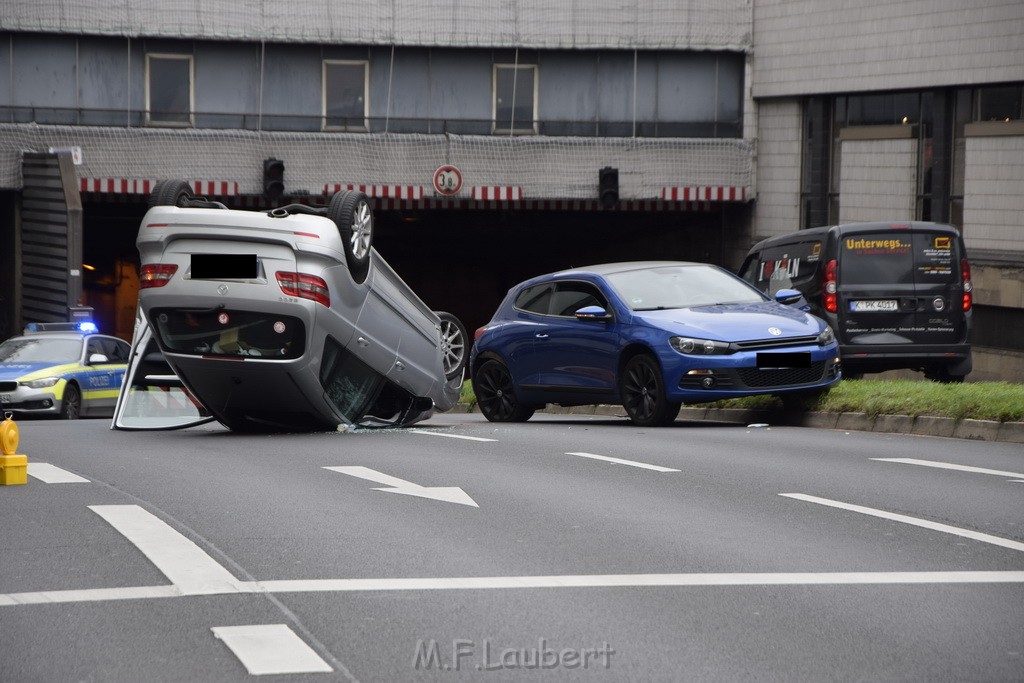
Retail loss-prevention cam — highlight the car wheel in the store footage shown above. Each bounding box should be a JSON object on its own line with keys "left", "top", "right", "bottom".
{"left": 435, "top": 311, "right": 469, "bottom": 381}
{"left": 59, "top": 383, "right": 82, "bottom": 419}
{"left": 148, "top": 179, "right": 194, "bottom": 208}
{"left": 619, "top": 354, "right": 680, "bottom": 426}
{"left": 474, "top": 360, "right": 534, "bottom": 422}
{"left": 328, "top": 190, "right": 374, "bottom": 283}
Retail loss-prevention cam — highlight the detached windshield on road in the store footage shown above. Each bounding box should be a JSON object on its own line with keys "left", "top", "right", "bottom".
{"left": 0, "top": 338, "right": 81, "bottom": 363}
{"left": 607, "top": 264, "right": 766, "bottom": 311}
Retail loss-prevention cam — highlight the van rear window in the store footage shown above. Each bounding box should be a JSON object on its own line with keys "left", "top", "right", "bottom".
{"left": 840, "top": 233, "right": 957, "bottom": 285}
{"left": 745, "top": 241, "right": 822, "bottom": 294}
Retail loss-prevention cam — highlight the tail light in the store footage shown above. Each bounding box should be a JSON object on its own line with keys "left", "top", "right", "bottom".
{"left": 474, "top": 326, "right": 487, "bottom": 342}
{"left": 139, "top": 264, "right": 178, "bottom": 288}
{"left": 822, "top": 258, "right": 838, "bottom": 313}
{"left": 276, "top": 271, "right": 330, "bottom": 307}
{"left": 961, "top": 258, "right": 972, "bottom": 312}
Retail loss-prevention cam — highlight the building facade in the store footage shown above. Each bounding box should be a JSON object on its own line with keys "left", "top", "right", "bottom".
{"left": 0, "top": 0, "right": 1021, "bottom": 379}
{"left": 750, "top": 0, "right": 1024, "bottom": 380}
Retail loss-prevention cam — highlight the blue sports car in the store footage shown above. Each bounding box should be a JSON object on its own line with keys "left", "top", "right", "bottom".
{"left": 470, "top": 261, "right": 841, "bottom": 426}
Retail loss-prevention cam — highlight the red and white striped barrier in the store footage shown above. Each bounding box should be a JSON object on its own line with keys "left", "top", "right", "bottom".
{"left": 80, "top": 178, "right": 157, "bottom": 194}
{"left": 324, "top": 184, "right": 424, "bottom": 199}
{"left": 80, "top": 178, "right": 239, "bottom": 196}
{"left": 661, "top": 186, "right": 748, "bottom": 202}
{"left": 472, "top": 186, "right": 523, "bottom": 201}
{"left": 192, "top": 180, "right": 239, "bottom": 196}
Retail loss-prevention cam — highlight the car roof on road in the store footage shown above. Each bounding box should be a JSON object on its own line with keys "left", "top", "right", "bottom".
{"left": 551, "top": 261, "right": 706, "bottom": 278}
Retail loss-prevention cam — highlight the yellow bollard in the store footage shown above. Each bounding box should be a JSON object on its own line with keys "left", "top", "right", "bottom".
{"left": 0, "top": 412, "right": 28, "bottom": 486}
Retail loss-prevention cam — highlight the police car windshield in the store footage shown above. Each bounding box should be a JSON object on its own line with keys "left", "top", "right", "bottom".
{"left": 0, "top": 338, "right": 81, "bottom": 363}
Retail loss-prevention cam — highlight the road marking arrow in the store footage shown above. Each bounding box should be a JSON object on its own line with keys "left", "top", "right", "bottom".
{"left": 323, "top": 466, "right": 479, "bottom": 507}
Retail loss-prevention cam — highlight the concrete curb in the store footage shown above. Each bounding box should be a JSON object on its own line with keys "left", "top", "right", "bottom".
{"left": 451, "top": 403, "right": 1024, "bottom": 443}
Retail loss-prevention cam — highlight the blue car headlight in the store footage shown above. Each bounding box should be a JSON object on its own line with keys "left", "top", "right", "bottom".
{"left": 669, "top": 337, "right": 731, "bottom": 355}
{"left": 817, "top": 325, "right": 836, "bottom": 346}
{"left": 21, "top": 377, "right": 60, "bottom": 389}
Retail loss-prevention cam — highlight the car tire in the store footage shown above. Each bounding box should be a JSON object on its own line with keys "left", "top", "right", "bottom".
{"left": 328, "top": 190, "right": 374, "bottom": 284}
{"left": 435, "top": 311, "right": 469, "bottom": 381}
{"left": 59, "top": 383, "right": 82, "bottom": 419}
{"left": 474, "top": 359, "right": 534, "bottom": 422}
{"left": 148, "top": 179, "right": 194, "bottom": 208}
{"left": 619, "top": 354, "right": 680, "bottom": 426}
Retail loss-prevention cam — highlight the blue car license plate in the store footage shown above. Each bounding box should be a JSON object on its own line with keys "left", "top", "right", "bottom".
{"left": 756, "top": 352, "right": 811, "bottom": 369}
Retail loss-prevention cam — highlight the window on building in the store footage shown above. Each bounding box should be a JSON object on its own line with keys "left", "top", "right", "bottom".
{"left": 844, "top": 92, "right": 920, "bottom": 126}
{"left": 323, "top": 60, "right": 368, "bottom": 131}
{"left": 800, "top": 97, "right": 835, "bottom": 228}
{"left": 493, "top": 64, "right": 537, "bottom": 134}
{"left": 146, "top": 54, "right": 193, "bottom": 126}
{"left": 976, "top": 84, "right": 1023, "bottom": 122}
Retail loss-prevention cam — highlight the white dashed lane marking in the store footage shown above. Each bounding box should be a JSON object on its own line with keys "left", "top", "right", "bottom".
{"left": 88, "top": 505, "right": 245, "bottom": 595}
{"left": 27, "top": 463, "right": 90, "bottom": 483}
{"left": 565, "top": 452, "right": 680, "bottom": 473}
{"left": 780, "top": 493, "right": 1024, "bottom": 553}
{"left": 410, "top": 429, "right": 497, "bottom": 442}
{"left": 212, "top": 624, "right": 333, "bottom": 676}
{"left": 872, "top": 457, "right": 1024, "bottom": 482}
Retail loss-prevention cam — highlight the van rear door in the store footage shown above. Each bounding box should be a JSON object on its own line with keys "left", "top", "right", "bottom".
{"left": 837, "top": 229, "right": 964, "bottom": 345}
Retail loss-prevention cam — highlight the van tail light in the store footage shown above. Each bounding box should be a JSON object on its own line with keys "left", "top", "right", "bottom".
{"left": 961, "top": 258, "right": 972, "bottom": 312}
{"left": 139, "top": 263, "right": 178, "bottom": 288}
{"left": 276, "top": 271, "right": 330, "bottom": 307}
{"left": 822, "top": 258, "right": 838, "bottom": 313}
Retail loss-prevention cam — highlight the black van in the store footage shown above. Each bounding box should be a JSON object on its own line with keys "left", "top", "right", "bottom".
{"left": 739, "top": 222, "right": 972, "bottom": 381}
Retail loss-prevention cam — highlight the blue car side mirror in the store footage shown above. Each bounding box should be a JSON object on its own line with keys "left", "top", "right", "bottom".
{"left": 774, "top": 288, "right": 804, "bottom": 306}
{"left": 575, "top": 305, "right": 612, "bottom": 322}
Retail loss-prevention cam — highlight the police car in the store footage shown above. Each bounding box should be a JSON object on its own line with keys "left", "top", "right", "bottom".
{"left": 0, "top": 322, "right": 130, "bottom": 419}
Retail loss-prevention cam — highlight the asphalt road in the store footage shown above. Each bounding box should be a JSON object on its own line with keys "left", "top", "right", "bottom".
{"left": 1, "top": 413, "right": 1022, "bottom": 682}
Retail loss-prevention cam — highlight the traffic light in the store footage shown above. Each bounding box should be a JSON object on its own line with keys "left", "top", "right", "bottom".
{"left": 263, "top": 158, "right": 285, "bottom": 199}
{"left": 599, "top": 166, "right": 618, "bottom": 208}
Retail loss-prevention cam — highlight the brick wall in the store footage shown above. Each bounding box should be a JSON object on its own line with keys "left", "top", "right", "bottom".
{"left": 963, "top": 132, "right": 1024, "bottom": 253}
{"left": 751, "top": 100, "right": 802, "bottom": 241}
{"left": 753, "top": 0, "right": 1024, "bottom": 98}
{"left": 839, "top": 138, "right": 917, "bottom": 223}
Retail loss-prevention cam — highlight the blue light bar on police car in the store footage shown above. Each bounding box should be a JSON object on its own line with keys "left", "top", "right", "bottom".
{"left": 23, "top": 321, "right": 99, "bottom": 334}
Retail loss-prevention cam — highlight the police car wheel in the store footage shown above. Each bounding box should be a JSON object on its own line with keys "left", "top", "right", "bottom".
{"left": 60, "top": 383, "right": 82, "bottom": 419}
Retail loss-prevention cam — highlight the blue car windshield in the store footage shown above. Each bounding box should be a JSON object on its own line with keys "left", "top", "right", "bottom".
{"left": 607, "top": 265, "right": 766, "bottom": 311}
{"left": 0, "top": 338, "right": 82, "bottom": 363}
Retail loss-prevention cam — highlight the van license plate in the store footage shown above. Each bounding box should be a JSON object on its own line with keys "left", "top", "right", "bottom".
{"left": 851, "top": 299, "right": 898, "bottom": 312}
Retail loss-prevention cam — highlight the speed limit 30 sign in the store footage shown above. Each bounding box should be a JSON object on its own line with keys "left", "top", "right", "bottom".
{"left": 433, "top": 165, "right": 463, "bottom": 196}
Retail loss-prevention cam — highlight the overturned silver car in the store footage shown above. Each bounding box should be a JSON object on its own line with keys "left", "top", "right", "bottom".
{"left": 113, "top": 181, "right": 467, "bottom": 432}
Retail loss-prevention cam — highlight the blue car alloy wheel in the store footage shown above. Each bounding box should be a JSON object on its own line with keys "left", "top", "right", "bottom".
{"left": 474, "top": 359, "right": 535, "bottom": 422}
{"left": 469, "top": 261, "right": 841, "bottom": 426}
{"left": 619, "top": 354, "right": 680, "bottom": 426}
